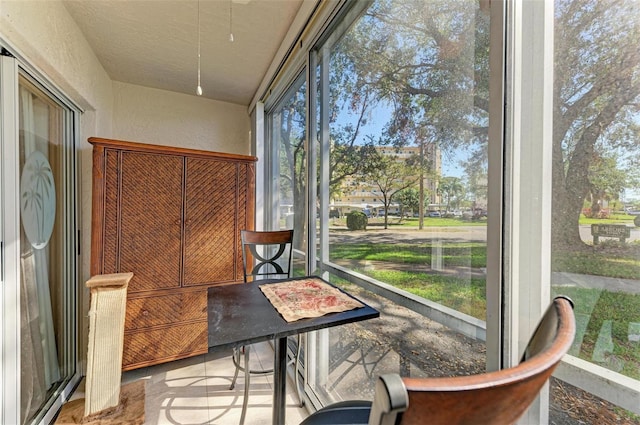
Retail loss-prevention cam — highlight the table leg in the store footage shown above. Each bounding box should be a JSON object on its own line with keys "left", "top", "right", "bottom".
{"left": 273, "top": 337, "right": 288, "bottom": 424}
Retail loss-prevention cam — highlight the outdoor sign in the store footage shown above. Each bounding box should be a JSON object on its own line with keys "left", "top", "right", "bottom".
{"left": 590, "top": 224, "right": 631, "bottom": 244}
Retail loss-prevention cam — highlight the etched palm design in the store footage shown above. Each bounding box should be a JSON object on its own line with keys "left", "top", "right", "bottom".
{"left": 21, "top": 154, "right": 54, "bottom": 246}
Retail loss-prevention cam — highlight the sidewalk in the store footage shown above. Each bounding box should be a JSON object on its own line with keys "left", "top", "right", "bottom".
{"left": 334, "top": 258, "right": 640, "bottom": 296}
{"left": 551, "top": 272, "right": 640, "bottom": 295}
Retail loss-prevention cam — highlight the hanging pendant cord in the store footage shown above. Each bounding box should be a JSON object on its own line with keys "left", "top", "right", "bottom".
{"left": 229, "top": 0, "right": 234, "bottom": 42}
{"left": 196, "top": 0, "right": 203, "bottom": 95}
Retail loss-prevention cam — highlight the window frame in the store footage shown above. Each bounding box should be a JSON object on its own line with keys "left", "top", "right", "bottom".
{"left": 0, "top": 45, "right": 82, "bottom": 425}
{"left": 255, "top": 0, "right": 640, "bottom": 418}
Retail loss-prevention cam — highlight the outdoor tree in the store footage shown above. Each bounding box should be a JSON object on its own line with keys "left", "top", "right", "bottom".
{"left": 463, "top": 164, "right": 487, "bottom": 211}
{"left": 366, "top": 151, "right": 421, "bottom": 229}
{"left": 396, "top": 188, "right": 420, "bottom": 218}
{"left": 285, "top": 0, "right": 639, "bottom": 252}
{"left": 552, "top": 0, "right": 640, "bottom": 247}
{"left": 438, "top": 176, "right": 465, "bottom": 212}
{"left": 276, "top": 82, "right": 308, "bottom": 249}
{"left": 584, "top": 153, "right": 629, "bottom": 218}
{"left": 328, "top": 39, "right": 388, "bottom": 198}
{"left": 335, "top": 0, "right": 639, "bottom": 249}
{"left": 332, "top": 0, "right": 490, "bottom": 228}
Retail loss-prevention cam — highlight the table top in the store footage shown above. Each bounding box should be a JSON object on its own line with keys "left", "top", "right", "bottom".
{"left": 208, "top": 276, "right": 379, "bottom": 350}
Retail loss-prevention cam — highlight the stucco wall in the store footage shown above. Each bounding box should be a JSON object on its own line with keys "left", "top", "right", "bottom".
{"left": 0, "top": 0, "right": 114, "bottom": 290}
{"left": 0, "top": 0, "right": 251, "bottom": 387}
{"left": 112, "top": 81, "right": 251, "bottom": 155}
{"left": 1, "top": 1, "right": 251, "bottom": 285}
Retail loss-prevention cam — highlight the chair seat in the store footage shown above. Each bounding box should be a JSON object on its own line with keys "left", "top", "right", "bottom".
{"left": 300, "top": 400, "right": 372, "bottom": 425}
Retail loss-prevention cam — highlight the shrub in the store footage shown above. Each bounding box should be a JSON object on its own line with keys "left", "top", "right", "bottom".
{"left": 346, "top": 211, "right": 368, "bottom": 231}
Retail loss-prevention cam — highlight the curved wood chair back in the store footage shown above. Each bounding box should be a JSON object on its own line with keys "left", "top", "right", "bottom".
{"left": 398, "top": 296, "right": 576, "bottom": 425}
{"left": 300, "top": 296, "right": 575, "bottom": 425}
{"left": 241, "top": 230, "right": 293, "bottom": 282}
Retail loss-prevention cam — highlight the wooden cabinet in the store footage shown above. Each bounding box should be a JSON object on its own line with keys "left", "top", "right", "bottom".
{"left": 89, "top": 137, "right": 255, "bottom": 370}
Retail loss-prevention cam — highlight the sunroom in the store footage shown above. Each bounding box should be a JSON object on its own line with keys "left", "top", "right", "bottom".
{"left": 1, "top": 0, "right": 639, "bottom": 424}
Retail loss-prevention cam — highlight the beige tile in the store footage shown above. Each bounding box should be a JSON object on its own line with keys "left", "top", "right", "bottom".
{"left": 145, "top": 392, "right": 212, "bottom": 425}
{"left": 67, "top": 346, "right": 309, "bottom": 424}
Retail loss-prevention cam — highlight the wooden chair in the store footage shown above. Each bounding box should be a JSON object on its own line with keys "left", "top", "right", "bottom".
{"left": 230, "top": 230, "right": 301, "bottom": 424}
{"left": 300, "top": 296, "right": 576, "bottom": 425}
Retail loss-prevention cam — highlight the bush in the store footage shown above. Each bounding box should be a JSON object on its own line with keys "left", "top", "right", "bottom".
{"left": 346, "top": 211, "right": 368, "bottom": 231}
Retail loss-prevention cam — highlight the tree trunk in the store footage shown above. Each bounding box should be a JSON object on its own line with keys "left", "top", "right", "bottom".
{"left": 552, "top": 79, "right": 640, "bottom": 249}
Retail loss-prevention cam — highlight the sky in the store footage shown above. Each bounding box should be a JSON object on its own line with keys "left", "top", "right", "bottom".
{"left": 334, "top": 99, "right": 469, "bottom": 180}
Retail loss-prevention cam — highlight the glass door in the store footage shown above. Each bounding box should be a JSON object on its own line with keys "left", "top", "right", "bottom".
{"left": 306, "top": 0, "right": 493, "bottom": 408}
{"left": 548, "top": 0, "right": 640, "bottom": 419}
{"left": 1, "top": 55, "right": 79, "bottom": 424}
{"left": 266, "top": 72, "right": 308, "bottom": 276}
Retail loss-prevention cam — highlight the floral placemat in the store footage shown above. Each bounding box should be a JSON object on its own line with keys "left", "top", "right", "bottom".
{"left": 259, "top": 277, "right": 364, "bottom": 322}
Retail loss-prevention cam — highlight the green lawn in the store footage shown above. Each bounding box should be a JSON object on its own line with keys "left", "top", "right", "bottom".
{"left": 331, "top": 216, "right": 488, "bottom": 227}
{"left": 330, "top": 242, "right": 487, "bottom": 268}
{"left": 356, "top": 269, "right": 486, "bottom": 320}
{"left": 579, "top": 213, "right": 636, "bottom": 225}
{"left": 553, "top": 250, "right": 640, "bottom": 280}
{"left": 329, "top": 237, "right": 640, "bottom": 381}
{"left": 550, "top": 286, "right": 640, "bottom": 380}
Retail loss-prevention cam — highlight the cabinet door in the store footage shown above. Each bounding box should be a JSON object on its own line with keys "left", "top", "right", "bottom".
{"left": 103, "top": 150, "right": 184, "bottom": 292}
{"left": 183, "top": 158, "right": 239, "bottom": 285}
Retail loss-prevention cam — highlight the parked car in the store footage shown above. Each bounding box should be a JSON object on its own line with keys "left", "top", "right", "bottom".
{"left": 428, "top": 211, "right": 441, "bottom": 217}
{"left": 442, "top": 210, "right": 463, "bottom": 218}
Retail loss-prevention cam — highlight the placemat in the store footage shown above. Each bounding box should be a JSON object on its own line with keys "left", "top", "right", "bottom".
{"left": 260, "top": 277, "right": 364, "bottom": 322}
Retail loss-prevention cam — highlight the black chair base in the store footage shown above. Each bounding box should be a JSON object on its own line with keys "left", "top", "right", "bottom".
{"left": 300, "top": 400, "right": 372, "bottom": 425}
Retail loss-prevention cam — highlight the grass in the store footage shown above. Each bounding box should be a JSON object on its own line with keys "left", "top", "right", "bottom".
{"left": 331, "top": 216, "right": 487, "bottom": 227}
{"left": 390, "top": 217, "right": 488, "bottom": 227}
{"left": 551, "top": 287, "right": 640, "bottom": 380}
{"left": 329, "top": 235, "right": 640, "bottom": 383}
{"left": 552, "top": 249, "right": 640, "bottom": 279}
{"left": 578, "top": 213, "right": 635, "bottom": 225}
{"left": 360, "top": 269, "right": 486, "bottom": 320}
{"left": 330, "top": 242, "right": 487, "bottom": 268}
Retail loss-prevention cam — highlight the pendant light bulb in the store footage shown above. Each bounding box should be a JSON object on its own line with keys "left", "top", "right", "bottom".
{"left": 197, "top": 85, "right": 203, "bottom": 96}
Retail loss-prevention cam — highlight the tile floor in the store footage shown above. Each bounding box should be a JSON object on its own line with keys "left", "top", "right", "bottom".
{"left": 71, "top": 342, "right": 309, "bottom": 425}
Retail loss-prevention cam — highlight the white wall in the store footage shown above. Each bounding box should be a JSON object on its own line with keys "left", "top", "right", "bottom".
{"left": 0, "top": 0, "right": 252, "bottom": 283}
{"left": 0, "top": 0, "right": 251, "bottom": 391}
{"left": 1, "top": 0, "right": 114, "bottom": 287}
{"left": 112, "top": 81, "right": 250, "bottom": 155}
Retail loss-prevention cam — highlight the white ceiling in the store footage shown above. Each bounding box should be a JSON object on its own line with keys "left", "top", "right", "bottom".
{"left": 62, "top": 0, "right": 304, "bottom": 106}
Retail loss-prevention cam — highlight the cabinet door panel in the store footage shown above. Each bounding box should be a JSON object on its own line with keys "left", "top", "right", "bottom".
{"left": 183, "top": 158, "right": 238, "bottom": 285}
{"left": 118, "top": 151, "right": 184, "bottom": 292}
{"left": 102, "top": 149, "right": 121, "bottom": 273}
{"left": 122, "top": 321, "right": 208, "bottom": 370}
{"left": 236, "top": 163, "right": 250, "bottom": 281}
{"left": 124, "top": 291, "right": 206, "bottom": 330}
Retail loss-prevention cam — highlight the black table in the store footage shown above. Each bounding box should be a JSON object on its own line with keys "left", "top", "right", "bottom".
{"left": 208, "top": 277, "right": 379, "bottom": 425}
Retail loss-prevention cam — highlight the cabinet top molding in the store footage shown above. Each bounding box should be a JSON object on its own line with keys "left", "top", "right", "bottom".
{"left": 88, "top": 137, "right": 258, "bottom": 163}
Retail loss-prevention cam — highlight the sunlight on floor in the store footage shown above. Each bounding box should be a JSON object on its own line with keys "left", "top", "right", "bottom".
{"left": 70, "top": 343, "right": 308, "bottom": 425}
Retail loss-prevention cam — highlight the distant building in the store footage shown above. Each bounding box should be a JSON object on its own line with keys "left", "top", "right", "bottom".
{"left": 330, "top": 145, "right": 441, "bottom": 217}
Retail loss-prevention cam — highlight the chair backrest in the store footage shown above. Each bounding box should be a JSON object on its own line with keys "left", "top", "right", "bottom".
{"left": 371, "top": 296, "right": 576, "bottom": 425}
{"left": 241, "top": 230, "right": 293, "bottom": 282}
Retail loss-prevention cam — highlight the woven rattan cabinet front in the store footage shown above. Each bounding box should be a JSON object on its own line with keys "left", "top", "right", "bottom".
{"left": 89, "top": 138, "right": 256, "bottom": 371}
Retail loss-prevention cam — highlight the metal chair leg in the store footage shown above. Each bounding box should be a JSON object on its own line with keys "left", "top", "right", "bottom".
{"left": 230, "top": 347, "right": 241, "bottom": 390}
{"left": 239, "top": 345, "right": 250, "bottom": 425}
{"left": 295, "top": 334, "right": 304, "bottom": 407}
{"left": 232, "top": 339, "right": 303, "bottom": 422}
